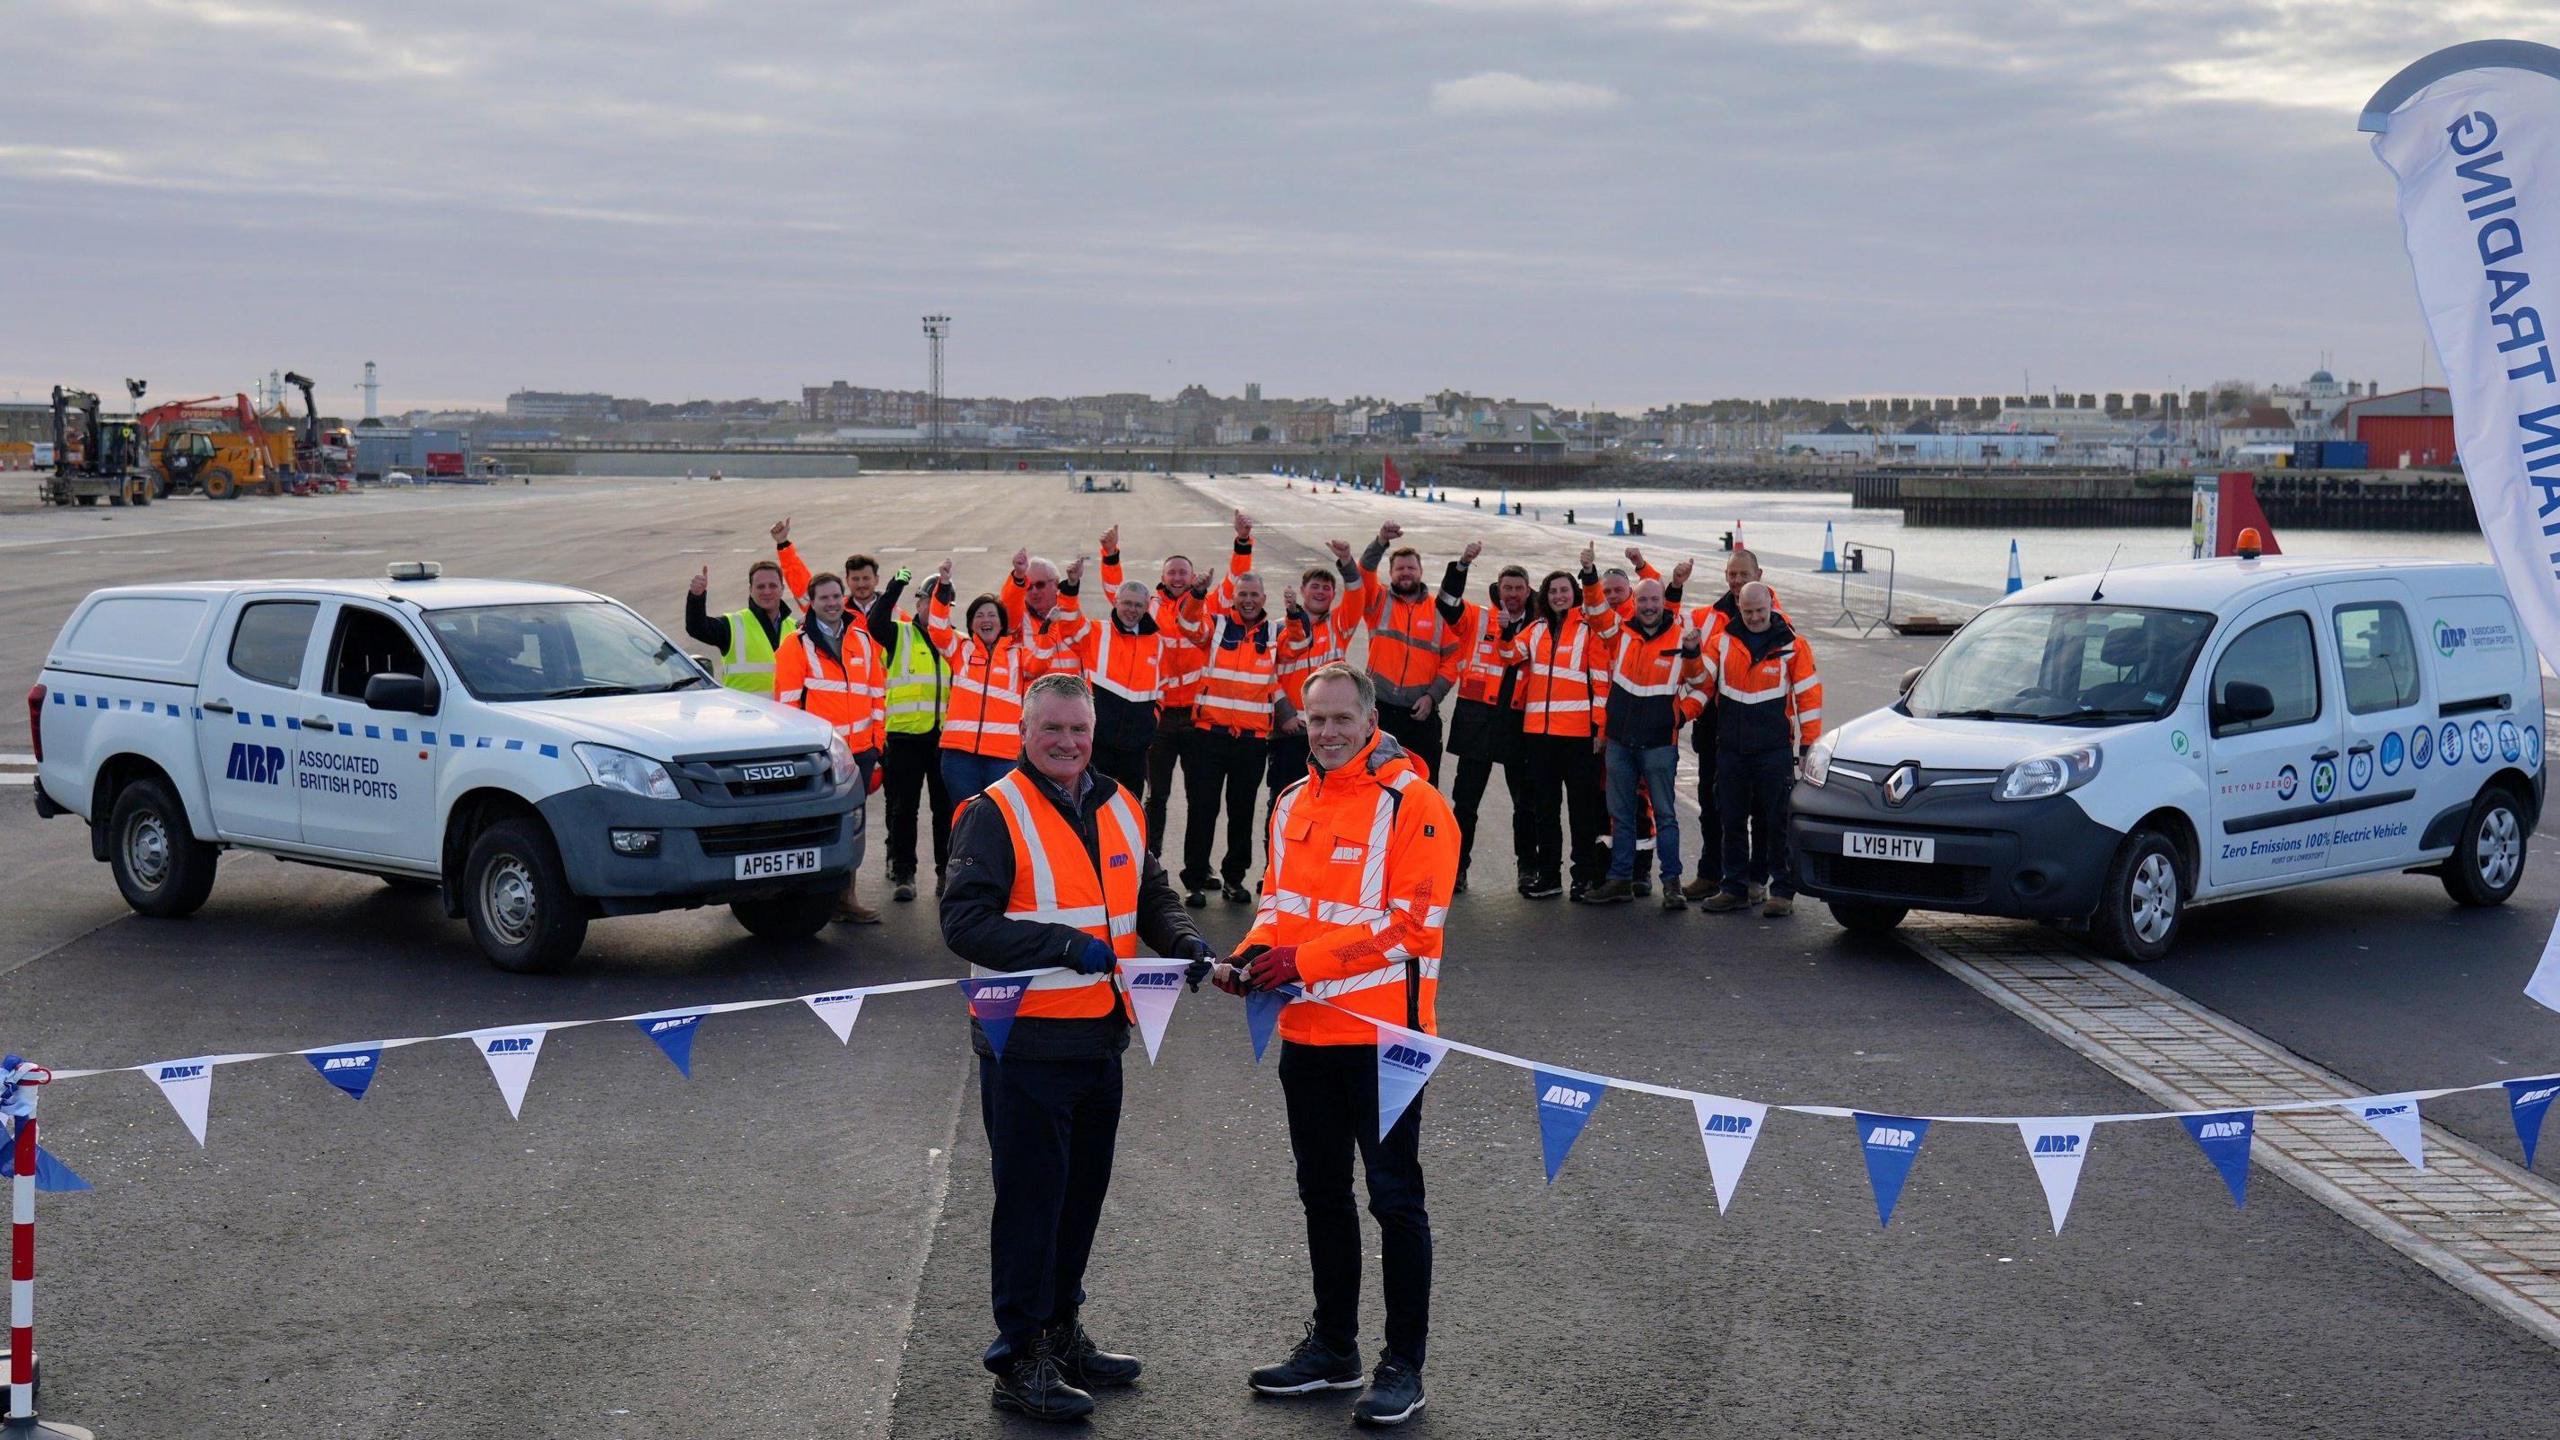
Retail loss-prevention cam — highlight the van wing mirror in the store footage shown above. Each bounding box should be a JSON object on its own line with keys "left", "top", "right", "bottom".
{"left": 1898, "top": 665, "right": 1924, "bottom": 695}
{"left": 2213, "top": 681, "right": 2275, "bottom": 728}
{"left": 364, "top": 672, "right": 438, "bottom": 715}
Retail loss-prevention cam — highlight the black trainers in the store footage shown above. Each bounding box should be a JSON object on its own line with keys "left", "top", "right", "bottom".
{"left": 1522, "top": 873, "right": 1563, "bottom": 899}
{"left": 1221, "top": 880, "right": 1254, "bottom": 904}
{"left": 1453, "top": 870, "right": 1469, "bottom": 895}
{"left": 991, "top": 1334, "right": 1096, "bottom": 1422}
{"left": 1248, "top": 1321, "right": 1364, "bottom": 1395}
{"left": 1185, "top": 889, "right": 1209, "bottom": 909}
{"left": 892, "top": 877, "right": 917, "bottom": 903}
{"left": 1584, "top": 877, "right": 1634, "bottom": 904}
{"left": 1047, "top": 1318, "right": 1141, "bottom": 1389}
{"left": 1352, "top": 1356, "right": 1426, "bottom": 1427}
{"left": 1631, "top": 879, "right": 1653, "bottom": 898}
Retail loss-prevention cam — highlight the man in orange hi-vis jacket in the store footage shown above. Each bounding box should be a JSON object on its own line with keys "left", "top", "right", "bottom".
{"left": 1201, "top": 662, "right": 1456, "bottom": 1428}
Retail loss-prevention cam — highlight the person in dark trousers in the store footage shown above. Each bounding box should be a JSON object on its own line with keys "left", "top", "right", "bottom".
{"left": 1439, "top": 555, "right": 1532, "bottom": 894}
{"left": 875, "top": 574, "right": 953, "bottom": 901}
{"left": 1681, "top": 549, "right": 1769, "bottom": 902}
{"left": 941, "top": 675, "right": 1212, "bottom": 1422}
{"left": 1702, "top": 582, "right": 1822, "bottom": 917}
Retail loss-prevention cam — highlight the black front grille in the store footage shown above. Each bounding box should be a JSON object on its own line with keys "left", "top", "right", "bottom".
{"left": 675, "top": 752, "right": 825, "bottom": 802}
{"left": 697, "top": 814, "right": 844, "bottom": 857}
{"left": 1808, "top": 853, "right": 1990, "bottom": 904}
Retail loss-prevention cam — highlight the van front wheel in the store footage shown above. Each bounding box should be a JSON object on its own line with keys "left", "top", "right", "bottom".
{"left": 2443, "top": 786, "right": 2528, "bottom": 908}
{"left": 2092, "top": 828, "right": 2183, "bottom": 964}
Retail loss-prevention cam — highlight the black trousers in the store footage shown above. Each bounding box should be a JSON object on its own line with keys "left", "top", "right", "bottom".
{"left": 1183, "top": 726, "right": 1268, "bottom": 890}
{"left": 1266, "top": 728, "right": 1310, "bottom": 794}
{"left": 1449, "top": 754, "right": 1531, "bottom": 880}
{"left": 1517, "top": 733, "right": 1607, "bottom": 887}
{"left": 979, "top": 1052, "right": 1124, "bottom": 1371}
{"left": 1144, "top": 706, "right": 1203, "bottom": 856}
{"left": 1279, "top": 1041, "right": 1431, "bottom": 1369}
{"left": 882, "top": 728, "right": 953, "bottom": 883}
{"left": 1376, "top": 699, "right": 1445, "bottom": 784}
{"left": 1690, "top": 709, "right": 1726, "bottom": 887}
{"left": 1094, "top": 739, "right": 1149, "bottom": 802}
{"left": 1718, "top": 748, "right": 1797, "bottom": 896}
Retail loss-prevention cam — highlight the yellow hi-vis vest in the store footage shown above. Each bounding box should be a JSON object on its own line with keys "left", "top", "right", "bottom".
{"left": 883, "top": 619, "right": 949, "bottom": 735}
{"left": 722, "top": 606, "right": 797, "bottom": 696}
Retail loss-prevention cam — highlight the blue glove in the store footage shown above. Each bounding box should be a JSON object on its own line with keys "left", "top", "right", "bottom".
{"left": 1075, "top": 937, "right": 1118, "bottom": 975}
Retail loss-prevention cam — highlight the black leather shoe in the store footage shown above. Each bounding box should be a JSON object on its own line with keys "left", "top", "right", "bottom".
{"left": 1221, "top": 880, "right": 1253, "bottom": 903}
{"left": 991, "top": 1336, "right": 1096, "bottom": 1422}
{"left": 1248, "top": 1321, "right": 1364, "bottom": 1395}
{"left": 1185, "top": 889, "right": 1209, "bottom": 909}
{"left": 1352, "top": 1356, "right": 1426, "bottom": 1426}
{"left": 1453, "top": 870, "right": 1469, "bottom": 894}
{"left": 1047, "top": 1319, "right": 1142, "bottom": 1389}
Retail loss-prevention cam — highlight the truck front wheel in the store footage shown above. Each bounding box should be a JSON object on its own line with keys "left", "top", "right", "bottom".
{"left": 109, "top": 776, "right": 219, "bottom": 918}
{"left": 463, "top": 818, "right": 587, "bottom": 972}
{"left": 731, "top": 887, "right": 838, "bottom": 941}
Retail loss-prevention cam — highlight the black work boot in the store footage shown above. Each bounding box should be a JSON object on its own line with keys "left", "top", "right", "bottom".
{"left": 1352, "top": 1354, "right": 1427, "bottom": 1426}
{"left": 1047, "top": 1317, "right": 1142, "bottom": 1389}
{"left": 1248, "top": 1321, "right": 1364, "bottom": 1395}
{"left": 991, "top": 1333, "right": 1096, "bottom": 1422}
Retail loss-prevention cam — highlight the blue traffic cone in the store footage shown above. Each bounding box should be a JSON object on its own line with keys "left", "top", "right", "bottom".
{"left": 1819, "top": 522, "right": 1839, "bottom": 573}
{"left": 1610, "top": 500, "right": 1626, "bottom": 537}
{"left": 2005, "top": 539, "right": 2023, "bottom": 594}
{"left": 1498, "top": 489, "right": 1510, "bottom": 516}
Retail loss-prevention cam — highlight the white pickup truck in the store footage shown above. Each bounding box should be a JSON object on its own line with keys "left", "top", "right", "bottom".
{"left": 30, "top": 563, "right": 862, "bottom": 971}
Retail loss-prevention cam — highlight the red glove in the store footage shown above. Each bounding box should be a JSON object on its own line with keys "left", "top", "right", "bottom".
{"left": 1245, "top": 945, "right": 1302, "bottom": 992}
{"left": 866, "top": 760, "right": 886, "bottom": 795}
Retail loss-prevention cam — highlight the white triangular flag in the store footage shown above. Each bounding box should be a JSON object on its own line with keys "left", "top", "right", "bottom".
{"left": 2017, "top": 1118, "right": 2098, "bottom": 1234}
{"left": 144, "top": 1056, "right": 215, "bottom": 1146}
{"left": 1690, "top": 1095, "right": 1768, "bottom": 1215}
{"left": 472, "top": 1028, "right": 549, "bottom": 1118}
{"left": 802, "top": 990, "right": 867, "bottom": 1044}
{"left": 2349, "top": 1093, "right": 2426, "bottom": 1171}
{"left": 1119, "top": 962, "right": 1188, "bottom": 1064}
{"left": 2526, "top": 912, "right": 2560, "bottom": 1013}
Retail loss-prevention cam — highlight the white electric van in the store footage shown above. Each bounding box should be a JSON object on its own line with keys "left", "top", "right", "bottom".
{"left": 1791, "top": 556, "right": 2545, "bottom": 961}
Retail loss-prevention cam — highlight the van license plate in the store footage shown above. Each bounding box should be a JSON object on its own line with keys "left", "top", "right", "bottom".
{"left": 1844, "top": 831, "right": 1934, "bottom": 863}
{"left": 736, "top": 847, "right": 821, "bottom": 880}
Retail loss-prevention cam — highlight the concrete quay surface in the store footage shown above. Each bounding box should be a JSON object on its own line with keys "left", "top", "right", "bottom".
{"left": 2, "top": 470, "right": 2556, "bottom": 1437}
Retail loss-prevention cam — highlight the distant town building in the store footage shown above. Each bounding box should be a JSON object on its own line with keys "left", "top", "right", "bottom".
{"left": 2335, "top": 387, "right": 2456, "bottom": 467}
{"left": 506, "top": 391, "right": 617, "bottom": 421}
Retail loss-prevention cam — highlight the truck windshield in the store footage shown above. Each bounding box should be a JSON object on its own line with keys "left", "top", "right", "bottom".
{"left": 423, "top": 603, "right": 709, "bottom": 702}
{"left": 1907, "top": 603, "right": 2213, "bottom": 724}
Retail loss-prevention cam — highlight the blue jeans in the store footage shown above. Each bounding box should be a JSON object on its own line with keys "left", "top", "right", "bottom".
{"left": 940, "top": 748, "right": 1013, "bottom": 804}
{"left": 1605, "top": 741, "right": 1681, "bottom": 883}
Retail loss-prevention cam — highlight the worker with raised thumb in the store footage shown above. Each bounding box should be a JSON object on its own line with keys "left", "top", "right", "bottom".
{"left": 1195, "top": 661, "right": 1458, "bottom": 1428}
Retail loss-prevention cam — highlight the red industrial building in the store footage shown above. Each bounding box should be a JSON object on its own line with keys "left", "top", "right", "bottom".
{"left": 2335, "top": 386, "right": 2456, "bottom": 468}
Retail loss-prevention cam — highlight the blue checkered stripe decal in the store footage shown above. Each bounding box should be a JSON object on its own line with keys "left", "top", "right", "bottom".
{"left": 51, "top": 690, "right": 560, "bottom": 757}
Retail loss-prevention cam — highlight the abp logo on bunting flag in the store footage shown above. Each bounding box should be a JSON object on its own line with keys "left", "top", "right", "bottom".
{"left": 1531, "top": 1068, "right": 1607, "bottom": 1184}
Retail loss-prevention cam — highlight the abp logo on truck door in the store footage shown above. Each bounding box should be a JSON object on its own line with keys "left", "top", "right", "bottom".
{"left": 226, "top": 743, "right": 287, "bottom": 785}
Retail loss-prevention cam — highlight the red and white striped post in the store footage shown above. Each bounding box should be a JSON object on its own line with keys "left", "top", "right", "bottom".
{"left": 2, "top": 1058, "right": 90, "bottom": 1440}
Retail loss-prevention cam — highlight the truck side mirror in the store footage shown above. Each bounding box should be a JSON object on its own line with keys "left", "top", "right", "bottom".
{"left": 1898, "top": 665, "right": 1924, "bottom": 695}
{"left": 364, "top": 672, "right": 439, "bottom": 715}
{"left": 2213, "top": 681, "right": 2275, "bottom": 729}
{"left": 690, "top": 654, "right": 720, "bottom": 682}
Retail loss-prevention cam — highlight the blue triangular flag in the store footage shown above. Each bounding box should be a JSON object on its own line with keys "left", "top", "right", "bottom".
{"left": 1245, "top": 987, "right": 1290, "bottom": 1063}
{"left": 0, "top": 1119, "right": 91, "bottom": 1194}
{"left": 634, "top": 1012, "right": 705, "bottom": 1077}
{"left": 2505, "top": 1077, "right": 2560, "bottom": 1169}
{"left": 1853, "top": 1114, "right": 1930, "bottom": 1228}
{"left": 2179, "top": 1110, "right": 2255, "bottom": 1207}
{"left": 962, "top": 977, "right": 1030, "bottom": 1061}
{"left": 1377, "top": 1033, "right": 1450, "bottom": 1140}
{"left": 305, "top": 1045, "right": 382, "bottom": 1100}
{"left": 1533, "top": 1069, "right": 1606, "bottom": 1183}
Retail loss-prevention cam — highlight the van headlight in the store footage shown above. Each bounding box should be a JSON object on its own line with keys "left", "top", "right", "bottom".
{"left": 826, "top": 734, "right": 857, "bottom": 787}
{"left": 575, "top": 743, "right": 679, "bottom": 800}
{"left": 1801, "top": 731, "right": 1839, "bottom": 787}
{"left": 1996, "top": 744, "right": 2102, "bottom": 802}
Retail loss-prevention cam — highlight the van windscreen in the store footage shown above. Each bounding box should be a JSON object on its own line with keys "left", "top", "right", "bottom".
{"left": 1908, "top": 604, "right": 2213, "bottom": 725}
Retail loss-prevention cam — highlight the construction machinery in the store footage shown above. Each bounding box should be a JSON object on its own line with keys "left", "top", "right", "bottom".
{"left": 42, "top": 384, "right": 152, "bottom": 508}
{"left": 277, "top": 371, "right": 354, "bottom": 492}
{"left": 139, "top": 393, "right": 278, "bottom": 500}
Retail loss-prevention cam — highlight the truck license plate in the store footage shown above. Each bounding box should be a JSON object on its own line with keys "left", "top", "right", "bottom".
{"left": 736, "top": 847, "right": 821, "bottom": 880}
{"left": 1844, "top": 831, "right": 1934, "bottom": 863}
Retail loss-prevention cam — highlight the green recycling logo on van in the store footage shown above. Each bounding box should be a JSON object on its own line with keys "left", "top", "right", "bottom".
{"left": 2170, "top": 730, "right": 2189, "bottom": 756}
{"left": 2311, "top": 757, "right": 2337, "bottom": 803}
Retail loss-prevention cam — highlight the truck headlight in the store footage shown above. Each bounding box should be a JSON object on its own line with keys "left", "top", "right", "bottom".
{"left": 1801, "top": 731, "right": 1839, "bottom": 787}
{"left": 575, "top": 743, "right": 679, "bottom": 800}
{"left": 826, "top": 735, "right": 857, "bottom": 787}
{"left": 1996, "top": 744, "right": 2102, "bottom": 802}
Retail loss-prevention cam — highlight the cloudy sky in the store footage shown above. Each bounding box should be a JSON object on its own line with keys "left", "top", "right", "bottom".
{"left": 2, "top": 0, "right": 2543, "bottom": 412}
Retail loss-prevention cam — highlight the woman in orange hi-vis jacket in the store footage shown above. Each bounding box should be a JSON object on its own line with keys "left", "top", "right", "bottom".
{"left": 924, "top": 559, "right": 1032, "bottom": 803}
{"left": 774, "top": 570, "right": 887, "bottom": 923}
{"left": 1199, "top": 661, "right": 1457, "bottom": 1427}
{"left": 1497, "top": 545, "right": 1613, "bottom": 900}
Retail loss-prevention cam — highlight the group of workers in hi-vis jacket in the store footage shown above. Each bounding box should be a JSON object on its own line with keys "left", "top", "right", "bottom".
{"left": 686, "top": 510, "right": 1823, "bottom": 927}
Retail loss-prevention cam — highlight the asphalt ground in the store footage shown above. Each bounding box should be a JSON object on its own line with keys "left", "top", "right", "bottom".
{"left": 2, "top": 471, "right": 2555, "bottom": 1438}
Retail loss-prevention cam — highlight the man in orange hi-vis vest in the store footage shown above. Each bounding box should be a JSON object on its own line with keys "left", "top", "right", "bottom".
{"left": 1200, "top": 662, "right": 1457, "bottom": 1429}
{"left": 941, "top": 673, "right": 1211, "bottom": 1423}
